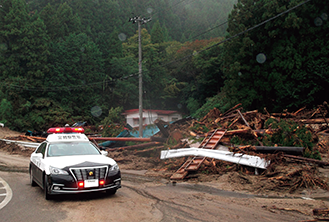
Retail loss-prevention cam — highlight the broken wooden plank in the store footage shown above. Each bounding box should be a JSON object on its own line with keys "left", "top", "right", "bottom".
{"left": 222, "top": 103, "right": 242, "bottom": 116}
{"left": 284, "top": 154, "right": 329, "bottom": 166}
{"left": 268, "top": 205, "right": 308, "bottom": 215}
{"left": 135, "top": 146, "right": 165, "bottom": 154}
{"left": 215, "top": 109, "right": 258, "bottom": 124}
{"left": 227, "top": 115, "right": 240, "bottom": 128}
{"left": 88, "top": 137, "right": 152, "bottom": 142}
{"left": 154, "top": 119, "right": 170, "bottom": 138}
{"left": 19, "top": 135, "right": 46, "bottom": 141}
{"left": 254, "top": 146, "right": 304, "bottom": 155}
{"left": 106, "top": 142, "right": 162, "bottom": 152}
{"left": 293, "top": 106, "right": 306, "bottom": 116}
{"left": 225, "top": 129, "right": 250, "bottom": 135}
{"left": 237, "top": 110, "right": 264, "bottom": 146}
{"left": 150, "top": 136, "right": 167, "bottom": 142}
{"left": 313, "top": 208, "right": 329, "bottom": 216}
{"left": 299, "top": 118, "right": 329, "bottom": 124}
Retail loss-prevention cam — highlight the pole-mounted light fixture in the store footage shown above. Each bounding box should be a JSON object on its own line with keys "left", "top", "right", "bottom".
{"left": 128, "top": 15, "right": 152, "bottom": 138}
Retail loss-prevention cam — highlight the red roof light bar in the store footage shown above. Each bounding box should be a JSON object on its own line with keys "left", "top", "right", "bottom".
{"left": 47, "top": 127, "right": 85, "bottom": 134}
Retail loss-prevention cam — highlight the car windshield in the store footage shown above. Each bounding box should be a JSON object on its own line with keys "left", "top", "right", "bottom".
{"left": 47, "top": 142, "right": 101, "bottom": 157}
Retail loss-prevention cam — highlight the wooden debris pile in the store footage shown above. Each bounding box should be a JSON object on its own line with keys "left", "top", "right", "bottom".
{"left": 165, "top": 102, "right": 329, "bottom": 194}
{"left": 169, "top": 102, "right": 329, "bottom": 153}
{"left": 185, "top": 102, "right": 325, "bottom": 132}
{"left": 2, "top": 102, "right": 329, "bottom": 195}
{"left": 4, "top": 135, "right": 46, "bottom": 143}
{"left": 261, "top": 154, "right": 329, "bottom": 194}
{"left": 287, "top": 166, "right": 329, "bottom": 193}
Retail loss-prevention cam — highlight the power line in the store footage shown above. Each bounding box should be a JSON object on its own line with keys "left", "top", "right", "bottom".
{"left": 1, "top": 72, "right": 140, "bottom": 92}
{"left": 2, "top": 1, "right": 225, "bottom": 93}
{"left": 163, "top": 0, "right": 312, "bottom": 67}
{"left": 1, "top": 0, "right": 313, "bottom": 92}
{"left": 187, "top": 0, "right": 266, "bottom": 41}
{"left": 145, "top": 0, "right": 262, "bottom": 64}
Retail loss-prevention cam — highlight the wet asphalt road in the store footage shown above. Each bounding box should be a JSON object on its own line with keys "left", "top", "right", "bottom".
{"left": 0, "top": 151, "right": 321, "bottom": 222}
{"left": 0, "top": 170, "right": 317, "bottom": 222}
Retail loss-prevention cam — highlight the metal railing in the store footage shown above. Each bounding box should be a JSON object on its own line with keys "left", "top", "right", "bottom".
{"left": 0, "top": 139, "right": 39, "bottom": 148}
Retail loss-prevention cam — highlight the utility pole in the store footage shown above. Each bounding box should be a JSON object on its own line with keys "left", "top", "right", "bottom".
{"left": 128, "top": 15, "right": 151, "bottom": 138}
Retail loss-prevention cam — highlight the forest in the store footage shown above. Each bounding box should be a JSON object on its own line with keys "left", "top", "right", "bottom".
{"left": 0, "top": 0, "right": 328, "bottom": 131}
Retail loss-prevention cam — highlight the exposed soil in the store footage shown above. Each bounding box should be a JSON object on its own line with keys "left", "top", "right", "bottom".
{"left": 0, "top": 127, "right": 22, "bottom": 139}
{"left": 1, "top": 126, "right": 329, "bottom": 201}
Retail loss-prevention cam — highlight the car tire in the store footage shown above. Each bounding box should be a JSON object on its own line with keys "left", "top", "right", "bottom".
{"left": 44, "top": 175, "right": 52, "bottom": 200}
{"left": 106, "top": 189, "right": 117, "bottom": 196}
{"left": 29, "top": 168, "right": 37, "bottom": 187}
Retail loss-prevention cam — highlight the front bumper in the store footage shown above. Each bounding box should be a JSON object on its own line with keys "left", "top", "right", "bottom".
{"left": 47, "top": 170, "right": 121, "bottom": 195}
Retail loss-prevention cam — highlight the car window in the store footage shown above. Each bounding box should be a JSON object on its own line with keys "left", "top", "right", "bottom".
{"left": 48, "top": 144, "right": 63, "bottom": 157}
{"left": 47, "top": 142, "right": 101, "bottom": 157}
{"left": 36, "top": 143, "right": 47, "bottom": 158}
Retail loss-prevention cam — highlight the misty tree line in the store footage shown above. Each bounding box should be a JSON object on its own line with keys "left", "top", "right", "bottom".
{"left": 0, "top": 0, "right": 328, "bottom": 131}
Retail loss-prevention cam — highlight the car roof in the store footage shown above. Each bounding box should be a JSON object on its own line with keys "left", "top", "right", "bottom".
{"left": 46, "top": 133, "right": 89, "bottom": 143}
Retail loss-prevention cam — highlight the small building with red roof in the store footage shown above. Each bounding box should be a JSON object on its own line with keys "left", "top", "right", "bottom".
{"left": 122, "top": 109, "right": 182, "bottom": 127}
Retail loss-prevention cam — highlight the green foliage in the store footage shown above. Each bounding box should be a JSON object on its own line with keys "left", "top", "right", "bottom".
{"left": 261, "top": 119, "right": 318, "bottom": 159}
{"left": 101, "top": 107, "right": 125, "bottom": 137}
{"left": 201, "top": 169, "right": 210, "bottom": 175}
{"left": 304, "top": 148, "right": 321, "bottom": 160}
{"left": 193, "top": 93, "right": 233, "bottom": 119}
{"left": 45, "top": 32, "right": 105, "bottom": 117}
{"left": 25, "top": 98, "right": 71, "bottom": 131}
{"left": 166, "top": 38, "right": 225, "bottom": 114}
{"left": 39, "top": 3, "right": 81, "bottom": 40}
{"left": 0, "top": 0, "right": 238, "bottom": 131}
{"left": 1, "top": 0, "right": 327, "bottom": 134}
{"left": 151, "top": 20, "right": 164, "bottom": 44}
{"left": 262, "top": 119, "right": 314, "bottom": 148}
{"left": 230, "top": 134, "right": 259, "bottom": 146}
{"left": 189, "top": 123, "right": 209, "bottom": 134}
{"left": 220, "top": 0, "right": 329, "bottom": 112}
{"left": 0, "top": 99, "right": 13, "bottom": 124}
{"left": 230, "top": 135, "right": 245, "bottom": 145}
{"left": 0, "top": 0, "right": 32, "bottom": 81}
{"left": 230, "top": 118, "right": 319, "bottom": 160}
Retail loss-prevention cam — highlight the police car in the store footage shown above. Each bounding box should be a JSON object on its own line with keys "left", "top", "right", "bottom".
{"left": 29, "top": 127, "right": 121, "bottom": 200}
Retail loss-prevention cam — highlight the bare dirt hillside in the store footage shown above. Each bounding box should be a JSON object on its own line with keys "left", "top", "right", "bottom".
{"left": 0, "top": 127, "right": 22, "bottom": 139}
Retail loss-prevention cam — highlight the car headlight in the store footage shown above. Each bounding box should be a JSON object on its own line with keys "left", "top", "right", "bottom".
{"left": 110, "top": 163, "right": 119, "bottom": 171}
{"left": 49, "top": 166, "right": 69, "bottom": 175}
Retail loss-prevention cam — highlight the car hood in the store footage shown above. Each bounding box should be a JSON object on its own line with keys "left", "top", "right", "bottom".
{"left": 45, "top": 155, "right": 117, "bottom": 169}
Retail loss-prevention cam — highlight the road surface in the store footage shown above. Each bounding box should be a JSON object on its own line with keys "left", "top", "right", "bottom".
{"left": 0, "top": 151, "right": 327, "bottom": 221}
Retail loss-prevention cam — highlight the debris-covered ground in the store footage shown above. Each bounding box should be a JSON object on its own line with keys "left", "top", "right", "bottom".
{"left": 1, "top": 103, "right": 329, "bottom": 202}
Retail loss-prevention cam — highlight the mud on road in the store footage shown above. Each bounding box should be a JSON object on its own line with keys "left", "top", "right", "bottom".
{"left": 0, "top": 150, "right": 329, "bottom": 221}
{"left": 1, "top": 126, "right": 329, "bottom": 221}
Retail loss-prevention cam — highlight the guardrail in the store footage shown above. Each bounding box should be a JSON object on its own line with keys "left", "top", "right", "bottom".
{"left": 0, "top": 139, "right": 40, "bottom": 148}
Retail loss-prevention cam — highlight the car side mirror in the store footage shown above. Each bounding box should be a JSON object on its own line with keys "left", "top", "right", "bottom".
{"left": 32, "top": 153, "right": 44, "bottom": 159}
{"left": 101, "top": 150, "right": 108, "bottom": 156}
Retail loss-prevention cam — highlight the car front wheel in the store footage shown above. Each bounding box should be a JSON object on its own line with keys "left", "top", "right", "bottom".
{"left": 44, "top": 175, "right": 52, "bottom": 200}
{"left": 29, "top": 168, "right": 37, "bottom": 187}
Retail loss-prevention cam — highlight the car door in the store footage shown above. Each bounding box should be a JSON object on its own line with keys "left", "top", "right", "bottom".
{"left": 31, "top": 142, "right": 47, "bottom": 185}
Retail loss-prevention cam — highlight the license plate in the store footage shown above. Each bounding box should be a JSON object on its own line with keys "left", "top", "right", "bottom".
{"left": 84, "top": 179, "right": 98, "bottom": 188}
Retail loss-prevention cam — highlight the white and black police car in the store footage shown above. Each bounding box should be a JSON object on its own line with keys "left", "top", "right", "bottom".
{"left": 29, "top": 127, "right": 121, "bottom": 200}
